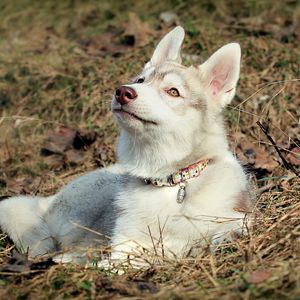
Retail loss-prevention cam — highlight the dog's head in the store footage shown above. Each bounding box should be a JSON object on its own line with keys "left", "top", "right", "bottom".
{"left": 112, "top": 26, "right": 241, "bottom": 177}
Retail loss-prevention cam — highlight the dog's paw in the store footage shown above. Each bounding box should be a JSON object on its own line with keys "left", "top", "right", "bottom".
{"left": 53, "top": 252, "right": 86, "bottom": 264}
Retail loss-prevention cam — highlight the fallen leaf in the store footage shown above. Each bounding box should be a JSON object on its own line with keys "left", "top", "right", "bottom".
{"left": 43, "top": 154, "right": 64, "bottom": 170}
{"left": 73, "top": 129, "right": 97, "bottom": 149}
{"left": 65, "top": 149, "right": 85, "bottom": 165}
{"left": 238, "top": 16, "right": 280, "bottom": 37}
{"left": 79, "top": 14, "right": 153, "bottom": 55}
{"left": 0, "top": 250, "right": 56, "bottom": 273}
{"left": 0, "top": 251, "right": 31, "bottom": 273}
{"left": 40, "top": 127, "right": 99, "bottom": 169}
{"left": 235, "top": 139, "right": 278, "bottom": 173}
{"left": 135, "top": 281, "right": 159, "bottom": 294}
{"left": 41, "top": 127, "right": 77, "bottom": 155}
{"left": 248, "top": 269, "right": 272, "bottom": 284}
{"left": 286, "top": 147, "right": 300, "bottom": 166}
{"left": 79, "top": 32, "right": 128, "bottom": 57}
{"left": 254, "top": 146, "right": 279, "bottom": 172}
{"left": 93, "top": 142, "right": 115, "bottom": 167}
{"left": 6, "top": 177, "right": 33, "bottom": 194}
{"left": 122, "top": 12, "right": 154, "bottom": 47}
{"left": 236, "top": 16, "right": 299, "bottom": 43}
{"left": 5, "top": 177, "right": 43, "bottom": 195}
{"left": 95, "top": 277, "right": 158, "bottom": 296}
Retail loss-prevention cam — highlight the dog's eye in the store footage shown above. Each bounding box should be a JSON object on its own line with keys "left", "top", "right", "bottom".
{"left": 135, "top": 78, "right": 144, "bottom": 84}
{"left": 167, "top": 88, "right": 180, "bottom": 97}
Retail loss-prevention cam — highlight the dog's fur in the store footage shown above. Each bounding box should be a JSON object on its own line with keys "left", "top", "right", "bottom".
{"left": 0, "top": 27, "right": 254, "bottom": 265}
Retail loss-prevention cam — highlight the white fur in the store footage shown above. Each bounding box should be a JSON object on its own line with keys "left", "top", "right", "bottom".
{"left": 148, "top": 26, "right": 185, "bottom": 66}
{"left": 0, "top": 195, "right": 55, "bottom": 255}
{"left": 112, "top": 156, "right": 247, "bottom": 258}
{"left": 200, "top": 43, "right": 241, "bottom": 108}
{"left": 0, "top": 26, "right": 253, "bottom": 266}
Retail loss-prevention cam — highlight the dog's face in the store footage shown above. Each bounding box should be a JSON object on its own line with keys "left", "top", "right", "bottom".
{"left": 112, "top": 26, "right": 241, "bottom": 176}
{"left": 113, "top": 62, "right": 203, "bottom": 137}
{"left": 112, "top": 27, "right": 240, "bottom": 136}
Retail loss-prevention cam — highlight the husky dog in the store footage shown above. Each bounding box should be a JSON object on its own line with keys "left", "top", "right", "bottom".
{"left": 0, "top": 27, "right": 253, "bottom": 265}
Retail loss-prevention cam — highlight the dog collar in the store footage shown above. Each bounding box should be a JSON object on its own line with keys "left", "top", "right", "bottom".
{"left": 144, "top": 159, "right": 210, "bottom": 203}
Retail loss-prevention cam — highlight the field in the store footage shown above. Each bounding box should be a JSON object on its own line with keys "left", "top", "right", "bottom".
{"left": 0, "top": 0, "right": 300, "bottom": 299}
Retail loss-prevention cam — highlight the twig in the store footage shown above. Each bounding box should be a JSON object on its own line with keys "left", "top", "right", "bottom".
{"left": 70, "top": 222, "right": 111, "bottom": 240}
{"left": 147, "top": 225, "right": 158, "bottom": 256}
{"left": 257, "top": 121, "right": 299, "bottom": 178}
{"left": 34, "top": 177, "right": 43, "bottom": 195}
{"left": 234, "top": 79, "right": 300, "bottom": 109}
{"left": 256, "top": 182, "right": 278, "bottom": 195}
{"left": 157, "top": 217, "right": 165, "bottom": 258}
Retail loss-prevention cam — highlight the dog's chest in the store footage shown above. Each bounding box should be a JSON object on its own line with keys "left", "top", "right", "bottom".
{"left": 115, "top": 177, "right": 221, "bottom": 244}
{"left": 119, "top": 178, "right": 202, "bottom": 218}
{"left": 112, "top": 166, "right": 247, "bottom": 257}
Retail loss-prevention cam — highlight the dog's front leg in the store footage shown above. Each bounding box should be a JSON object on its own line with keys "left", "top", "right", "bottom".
{"left": 97, "top": 241, "right": 151, "bottom": 271}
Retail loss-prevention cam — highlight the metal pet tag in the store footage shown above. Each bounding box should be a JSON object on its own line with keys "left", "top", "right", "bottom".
{"left": 177, "top": 182, "right": 186, "bottom": 203}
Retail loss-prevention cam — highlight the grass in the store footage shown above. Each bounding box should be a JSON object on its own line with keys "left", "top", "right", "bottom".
{"left": 0, "top": 0, "right": 300, "bottom": 298}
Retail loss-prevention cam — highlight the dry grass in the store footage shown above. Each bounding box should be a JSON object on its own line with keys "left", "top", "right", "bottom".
{"left": 0, "top": 0, "right": 300, "bottom": 299}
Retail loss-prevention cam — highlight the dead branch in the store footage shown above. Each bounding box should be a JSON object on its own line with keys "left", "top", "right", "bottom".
{"left": 257, "top": 121, "right": 299, "bottom": 178}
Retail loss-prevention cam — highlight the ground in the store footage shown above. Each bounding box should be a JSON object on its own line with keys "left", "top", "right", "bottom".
{"left": 0, "top": 0, "right": 300, "bottom": 299}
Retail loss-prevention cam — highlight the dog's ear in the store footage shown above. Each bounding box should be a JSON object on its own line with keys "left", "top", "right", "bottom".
{"left": 200, "top": 43, "right": 241, "bottom": 108}
{"left": 147, "top": 26, "right": 185, "bottom": 66}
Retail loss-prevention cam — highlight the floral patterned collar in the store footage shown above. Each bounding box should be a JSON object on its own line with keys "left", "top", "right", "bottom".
{"left": 144, "top": 159, "right": 211, "bottom": 203}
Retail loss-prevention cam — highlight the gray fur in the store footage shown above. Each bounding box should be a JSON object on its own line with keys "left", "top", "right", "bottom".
{"left": 0, "top": 166, "right": 128, "bottom": 258}
{"left": 47, "top": 167, "right": 127, "bottom": 245}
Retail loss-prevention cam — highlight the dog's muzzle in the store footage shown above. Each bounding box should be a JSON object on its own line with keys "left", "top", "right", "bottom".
{"left": 115, "top": 86, "right": 137, "bottom": 105}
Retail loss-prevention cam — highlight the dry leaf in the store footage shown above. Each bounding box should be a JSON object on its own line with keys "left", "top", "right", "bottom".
{"left": 286, "top": 147, "right": 300, "bottom": 166}
{"left": 235, "top": 139, "right": 278, "bottom": 173}
{"left": 123, "top": 12, "right": 154, "bottom": 47}
{"left": 79, "top": 13, "right": 153, "bottom": 55}
{"left": 0, "top": 250, "right": 56, "bottom": 273}
{"left": 248, "top": 269, "right": 272, "bottom": 284}
{"left": 65, "top": 149, "right": 85, "bottom": 165}
{"left": 40, "top": 127, "right": 99, "bottom": 169}
{"left": 74, "top": 129, "right": 97, "bottom": 149}
{"left": 95, "top": 277, "right": 158, "bottom": 296}
{"left": 93, "top": 143, "right": 115, "bottom": 167}
{"left": 43, "top": 154, "right": 64, "bottom": 170}
{"left": 41, "top": 127, "right": 77, "bottom": 155}
{"left": 6, "top": 177, "right": 33, "bottom": 194}
{"left": 237, "top": 16, "right": 299, "bottom": 43}
{"left": 79, "top": 32, "right": 128, "bottom": 57}
{"left": 1, "top": 251, "right": 31, "bottom": 273}
{"left": 254, "top": 146, "right": 279, "bottom": 172}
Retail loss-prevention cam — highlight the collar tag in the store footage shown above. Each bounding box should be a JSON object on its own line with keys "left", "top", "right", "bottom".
{"left": 177, "top": 182, "right": 186, "bottom": 203}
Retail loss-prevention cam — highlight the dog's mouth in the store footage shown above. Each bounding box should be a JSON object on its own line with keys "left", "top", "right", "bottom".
{"left": 113, "top": 108, "right": 157, "bottom": 125}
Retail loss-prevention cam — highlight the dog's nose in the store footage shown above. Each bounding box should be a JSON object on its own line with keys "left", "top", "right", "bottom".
{"left": 115, "top": 86, "right": 137, "bottom": 105}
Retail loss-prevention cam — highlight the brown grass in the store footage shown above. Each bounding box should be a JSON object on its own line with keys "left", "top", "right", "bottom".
{"left": 0, "top": 0, "right": 300, "bottom": 298}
